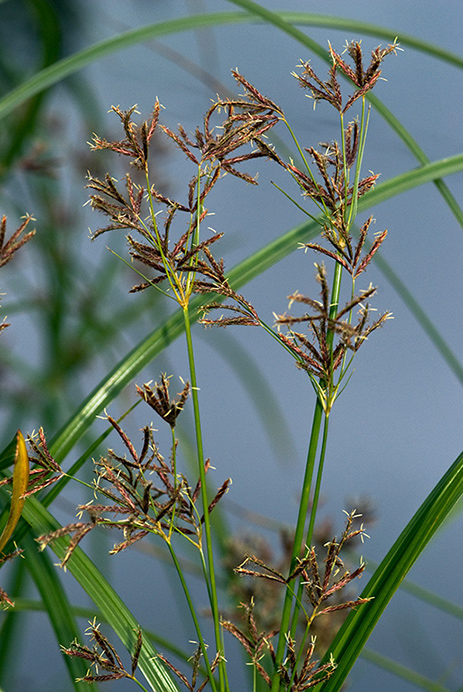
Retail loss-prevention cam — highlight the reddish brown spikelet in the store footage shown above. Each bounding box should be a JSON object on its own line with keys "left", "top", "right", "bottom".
{"left": 0, "top": 214, "right": 35, "bottom": 269}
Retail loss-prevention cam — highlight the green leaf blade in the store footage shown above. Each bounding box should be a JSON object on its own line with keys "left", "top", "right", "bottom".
{"left": 23, "top": 533, "right": 98, "bottom": 691}
{"left": 317, "top": 449, "right": 463, "bottom": 691}
{"left": 21, "top": 496, "right": 180, "bottom": 692}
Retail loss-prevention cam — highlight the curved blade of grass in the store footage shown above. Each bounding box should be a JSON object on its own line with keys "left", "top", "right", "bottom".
{"left": 47, "top": 152, "right": 463, "bottom": 464}
{"left": 361, "top": 554, "right": 463, "bottom": 621}
{"left": 316, "top": 449, "right": 463, "bottom": 692}
{"left": 22, "top": 531, "right": 97, "bottom": 691}
{"left": 371, "top": 250, "right": 463, "bottom": 386}
{"left": 356, "top": 154, "right": 463, "bottom": 209}
{"left": 20, "top": 495, "right": 180, "bottom": 692}
{"left": 1, "top": 9, "right": 462, "bottom": 124}
{"left": 0, "top": 558, "right": 28, "bottom": 679}
{"left": 0, "top": 433, "right": 17, "bottom": 472}
{"left": 225, "top": 4, "right": 463, "bottom": 68}
{"left": 0, "top": 8, "right": 461, "bottom": 228}
{"left": 0, "top": 0, "right": 61, "bottom": 175}
{"left": 197, "top": 330, "right": 298, "bottom": 461}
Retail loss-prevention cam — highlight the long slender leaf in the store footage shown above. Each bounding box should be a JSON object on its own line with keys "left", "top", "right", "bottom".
{"left": 361, "top": 554, "right": 463, "bottom": 621}
{"left": 1, "top": 10, "right": 462, "bottom": 125}
{"left": 225, "top": 4, "right": 463, "bottom": 68}
{"left": 22, "top": 532, "right": 96, "bottom": 691}
{"left": 0, "top": 559, "right": 28, "bottom": 679}
{"left": 0, "top": 11, "right": 460, "bottom": 184}
{"left": 317, "top": 449, "right": 463, "bottom": 691}
{"left": 0, "top": 433, "right": 17, "bottom": 473}
{"left": 200, "top": 330, "right": 298, "bottom": 461}
{"left": 370, "top": 250, "right": 463, "bottom": 386}
{"left": 48, "top": 153, "right": 463, "bottom": 464}
{"left": 8, "top": 598, "right": 194, "bottom": 666}
{"left": 0, "top": 0, "right": 61, "bottom": 174}
{"left": 357, "top": 154, "right": 463, "bottom": 208}
{"left": 20, "top": 495, "right": 180, "bottom": 692}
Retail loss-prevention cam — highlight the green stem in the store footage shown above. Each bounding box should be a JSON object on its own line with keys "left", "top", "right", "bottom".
{"left": 306, "top": 415, "right": 330, "bottom": 547}
{"left": 346, "top": 97, "right": 370, "bottom": 231}
{"left": 131, "top": 677, "right": 150, "bottom": 692}
{"left": 182, "top": 305, "right": 228, "bottom": 692}
{"left": 271, "top": 257, "right": 343, "bottom": 691}
{"left": 327, "top": 262, "right": 343, "bottom": 351}
{"left": 167, "top": 541, "right": 218, "bottom": 692}
{"left": 270, "top": 396, "right": 324, "bottom": 692}
{"left": 289, "top": 413, "right": 330, "bottom": 634}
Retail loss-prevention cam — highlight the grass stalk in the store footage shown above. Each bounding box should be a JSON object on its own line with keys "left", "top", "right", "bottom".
{"left": 167, "top": 541, "right": 218, "bottom": 692}
{"left": 182, "top": 305, "right": 228, "bottom": 692}
{"left": 289, "top": 413, "right": 331, "bottom": 642}
{"left": 270, "top": 396, "right": 324, "bottom": 691}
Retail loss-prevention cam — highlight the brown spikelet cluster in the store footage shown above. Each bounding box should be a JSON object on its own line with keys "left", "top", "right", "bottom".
{"left": 157, "top": 645, "right": 222, "bottom": 692}
{"left": 136, "top": 374, "right": 190, "bottom": 428}
{"left": 37, "top": 379, "right": 230, "bottom": 566}
{"left": 0, "top": 214, "right": 36, "bottom": 334}
{"left": 274, "top": 263, "right": 391, "bottom": 386}
{"left": 62, "top": 621, "right": 143, "bottom": 684}
{"left": 221, "top": 511, "right": 370, "bottom": 689}
{"left": 196, "top": 44, "right": 394, "bottom": 404}
{"left": 295, "top": 40, "right": 399, "bottom": 113}
{"left": 305, "top": 216, "right": 388, "bottom": 280}
{"left": 0, "top": 214, "right": 35, "bottom": 269}
{"left": 0, "top": 427, "right": 63, "bottom": 501}
{"left": 86, "top": 78, "right": 282, "bottom": 303}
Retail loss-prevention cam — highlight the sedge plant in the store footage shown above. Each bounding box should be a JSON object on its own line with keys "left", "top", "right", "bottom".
{"left": 38, "top": 39, "right": 395, "bottom": 690}
{"left": 1, "top": 33, "right": 462, "bottom": 692}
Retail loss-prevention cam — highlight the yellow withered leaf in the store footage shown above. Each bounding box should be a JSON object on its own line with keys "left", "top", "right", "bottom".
{"left": 0, "top": 430, "right": 30, "bottom": 553}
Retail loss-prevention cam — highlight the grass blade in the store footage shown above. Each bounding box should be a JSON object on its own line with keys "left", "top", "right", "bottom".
{"left": 357, "top": 154, "right": 463, "bottom": 209}
{"left": 9, "top": 598, "right": 195, "bottom": 668}
{"left": 22, "top": 532, "right": 97, "bottom": 691}
{"left": 1, "top": 9, "right": 462, "bottom": 126}
{"left": 370, "top": 250, "right": 463, "bottom": 386}
{"left": 317, "top": 449, "right": 463, "bottom": 691}
{"left": 20, "top": 495, "right": 180, "bottom": 692}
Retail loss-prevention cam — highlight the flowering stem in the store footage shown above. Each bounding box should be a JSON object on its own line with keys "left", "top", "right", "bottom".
{"left": 346, "top": 96, "right": 370, "bottom": 230}
{"left": 270, "top": 395, "right": 324, "bottom": 692}
{"left": 306, "top": 414, "right": 330, "bottom": 549}
{"left": 271, "top": 256, "right": 343, "bottom": 691}
{"left": 288, "top": 412, "right": 331, "bottom": 642}
{"left": 167, "top": 541, "right": 218, "bottom": 692}
{"left": 182, "top": 304, "right": 228, "bottom": 692}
